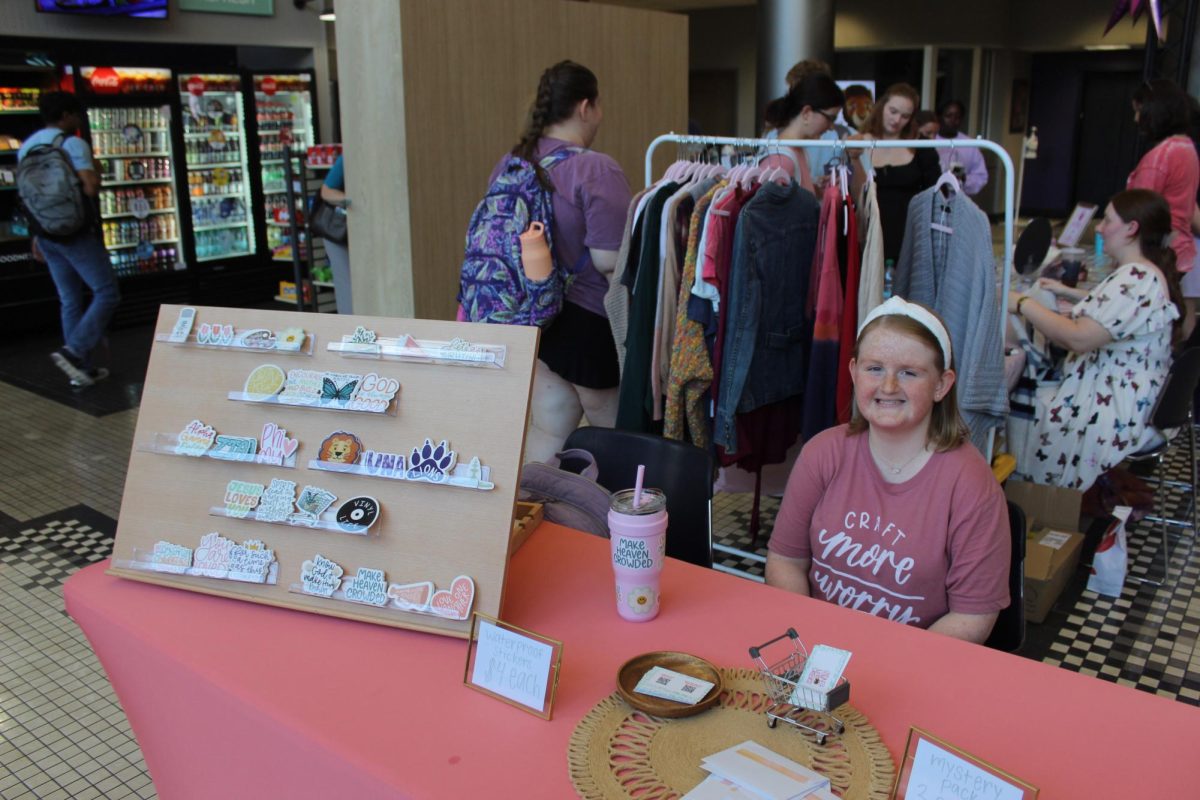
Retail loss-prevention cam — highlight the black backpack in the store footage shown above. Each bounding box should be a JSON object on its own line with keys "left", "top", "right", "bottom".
{"left": 17, "top": 133, "right": 88, "bottom": 239}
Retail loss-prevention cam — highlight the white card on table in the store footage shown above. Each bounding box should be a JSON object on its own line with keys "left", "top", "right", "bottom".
{"left": 796, "top": 645, "right": 851, "bottom": 692}
{"left": 907, "top": 737, "right": 1025, "bottom": 800}
{"left": 634, "top": 666, "right": 716, "bottom": 705}
{"left": 681, "top": 775, "right": 760, "bottom": 799}
{"left": 701, "top": 740, "right": 829, "bottom": 800}
{"left": 469, "top": 618, "right": 554, "bottom": 712}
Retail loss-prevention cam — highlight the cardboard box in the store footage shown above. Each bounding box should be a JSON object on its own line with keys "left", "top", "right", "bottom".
{"left": 1004, "top": 481, "right": 1087, "bottom": 624}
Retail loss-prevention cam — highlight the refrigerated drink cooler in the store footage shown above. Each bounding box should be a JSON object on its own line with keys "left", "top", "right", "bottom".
{"left": 178, "top": 73, "right": 256, "bottom": 264}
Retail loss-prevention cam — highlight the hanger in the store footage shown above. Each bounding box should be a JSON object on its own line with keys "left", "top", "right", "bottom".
{"left": 933, "top": 140, "right": 961, "bottom": 198}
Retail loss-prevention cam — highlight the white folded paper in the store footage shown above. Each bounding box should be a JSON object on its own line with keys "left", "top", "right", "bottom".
{"left": 700, "top": 740, "right": 830, "bottom": 800}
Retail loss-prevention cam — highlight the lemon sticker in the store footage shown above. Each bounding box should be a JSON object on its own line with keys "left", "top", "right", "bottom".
{"left": 244, "top": 364, "right": 285, "bottom": 401}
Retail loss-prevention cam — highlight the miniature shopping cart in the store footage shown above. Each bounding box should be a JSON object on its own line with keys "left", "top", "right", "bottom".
{"left": 749, "top": 628, "right": 849, "bottom": 745}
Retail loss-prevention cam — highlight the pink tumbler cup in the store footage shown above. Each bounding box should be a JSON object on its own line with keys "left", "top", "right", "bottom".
{"left": 609, "top": 488, "right": 668, "bottom": 621}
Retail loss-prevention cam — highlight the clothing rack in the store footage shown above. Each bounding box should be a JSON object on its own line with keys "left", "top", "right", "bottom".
{"left": 643, "top": 133, "right": 1016, "bottom": 580}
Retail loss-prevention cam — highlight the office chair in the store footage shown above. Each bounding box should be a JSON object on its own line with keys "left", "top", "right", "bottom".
{"left": 563, "top": 427, "right": 715, "bottom": 568}
{"left": 985, "top": 501, "right": 1027, "bottom": 652}
{"left": 1120, "top": 347, "right": 1200, "bottom": 587}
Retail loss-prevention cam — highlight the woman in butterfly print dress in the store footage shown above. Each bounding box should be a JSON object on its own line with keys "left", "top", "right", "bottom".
{"left": 1009, "top": 190, "right": 1184, "bottom": 491}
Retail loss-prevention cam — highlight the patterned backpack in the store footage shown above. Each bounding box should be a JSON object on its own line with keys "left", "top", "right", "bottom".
{"left": 458, "top": 147, "right": 581, "bottom": 327}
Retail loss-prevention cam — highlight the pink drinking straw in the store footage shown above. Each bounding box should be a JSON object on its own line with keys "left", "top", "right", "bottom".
{"left": 633, "top": 464, "right": 646, "bottom": 508}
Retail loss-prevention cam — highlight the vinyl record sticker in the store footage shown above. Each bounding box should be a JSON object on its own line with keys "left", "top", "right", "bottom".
{"left": 336, "top": 496, "right": 380, "bottom": 533}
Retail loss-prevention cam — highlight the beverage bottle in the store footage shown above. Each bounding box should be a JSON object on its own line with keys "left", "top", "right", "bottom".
{"left": 608, "top": 488, "right": 668, "bottom": 621}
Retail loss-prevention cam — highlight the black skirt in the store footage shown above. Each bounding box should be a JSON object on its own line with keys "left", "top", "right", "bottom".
{"left": 538, "top": 301, "right": 620, "bottom": 390}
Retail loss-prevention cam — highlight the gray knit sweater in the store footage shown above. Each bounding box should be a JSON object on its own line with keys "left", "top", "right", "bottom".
{"left": 893, "top": 187, "right": 1008, "bottom": 453}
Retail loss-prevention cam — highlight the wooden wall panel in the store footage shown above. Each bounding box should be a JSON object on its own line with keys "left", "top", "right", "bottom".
{"left": 399, "top": 0, "right": 688, "bottom": 320}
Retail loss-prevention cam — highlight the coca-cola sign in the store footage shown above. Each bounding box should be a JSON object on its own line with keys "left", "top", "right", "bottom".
{"left": 186, "top": 76, "right": 205, "bottom": 96}
{"left": 89, "top": 67, "right": 121, "bottom": 94}
{"left": 261, "top": 76, "right": 277, "bottom": 96}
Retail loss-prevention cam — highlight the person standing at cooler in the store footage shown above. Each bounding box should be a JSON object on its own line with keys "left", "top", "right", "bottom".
{"left": 319, "top": 153, "right": 351, "bottom": 314}
{"left": 1127, "top": 79, "right": 1199, "bottom": 336}
{"left": 18, "top": 91, "right": 119, "bottom": 388}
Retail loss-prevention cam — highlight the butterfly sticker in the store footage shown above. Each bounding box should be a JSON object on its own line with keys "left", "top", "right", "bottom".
{"left": 321, "top": 377, "right": 358, "bottom": 405}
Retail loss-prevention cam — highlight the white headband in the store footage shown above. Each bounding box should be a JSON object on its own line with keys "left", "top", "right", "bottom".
{"left": 858, "top": 296, "right": 953, "bottom": 368}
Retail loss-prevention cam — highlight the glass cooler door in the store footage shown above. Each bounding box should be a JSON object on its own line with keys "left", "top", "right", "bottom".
{"left": 178, "top": 73, "right": 255, "bottom": 263}
{"left": 251, "top": 73, "right": 315, "bottom": 262}
{"left": 82, "top": 67, "right": 184, "bottom": 276}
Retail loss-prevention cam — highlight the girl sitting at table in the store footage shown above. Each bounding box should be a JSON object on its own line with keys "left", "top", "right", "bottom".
{"left": 1008, "top": 189, "right": 1183, "bottom": 492}
{"left": 766, "top": 297, "right": 1010, "bottom": 644}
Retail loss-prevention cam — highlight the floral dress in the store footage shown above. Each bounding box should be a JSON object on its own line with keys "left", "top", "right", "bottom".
{"left": 1015, "top": 262, "right": 1178, "bottom": 491}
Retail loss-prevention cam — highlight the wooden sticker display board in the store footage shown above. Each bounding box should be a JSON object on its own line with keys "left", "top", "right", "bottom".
{"left": 108, "top": 305, "right": 538, "bottom": 638}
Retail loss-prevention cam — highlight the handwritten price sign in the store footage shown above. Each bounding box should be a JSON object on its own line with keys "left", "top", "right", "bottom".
{"left": 465, "top": 614, "right": 562, "bottom": 720}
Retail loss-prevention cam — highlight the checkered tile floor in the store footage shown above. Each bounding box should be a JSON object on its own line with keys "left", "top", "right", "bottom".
{"left": 0, "top": 507, "right": 154, "bottom": 800}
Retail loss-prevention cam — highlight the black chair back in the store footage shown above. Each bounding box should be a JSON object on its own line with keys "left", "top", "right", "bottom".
{"left": 985, "top": 500, "right": 1027, "bottom": 652}
{"left": 1151, "top": 347, "right": 1200, "bottom": 430}
{"left": 563, "top": 427, "right": 715, "bottom": 568}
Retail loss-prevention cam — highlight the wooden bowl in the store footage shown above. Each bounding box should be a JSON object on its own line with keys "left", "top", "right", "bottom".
{"left": 616, "top": 651, "right": 723, "bottom": 718}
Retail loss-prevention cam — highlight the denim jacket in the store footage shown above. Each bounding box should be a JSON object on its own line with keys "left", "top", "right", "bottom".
{"left": 714, "top": 181, "right": 820, "bottom": 453}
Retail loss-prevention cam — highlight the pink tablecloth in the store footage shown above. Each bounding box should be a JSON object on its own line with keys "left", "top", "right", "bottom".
{"left": 67, "top": 523, "right": 1200, "bottom": 798}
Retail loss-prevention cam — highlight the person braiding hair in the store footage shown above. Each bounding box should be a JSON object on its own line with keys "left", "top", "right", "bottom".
{"left": 512, "top": 60, "right": 599, "bottom": 191}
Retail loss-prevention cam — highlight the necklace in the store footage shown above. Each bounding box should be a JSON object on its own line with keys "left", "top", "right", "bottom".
{"left": 871, "top": 445, "right": 928, "bottom": 475}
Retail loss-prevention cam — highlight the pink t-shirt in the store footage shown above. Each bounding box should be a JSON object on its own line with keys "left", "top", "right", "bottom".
{"left": 768, "top": 425, "right": 1010, "bottom": 629}
{"left": 1127, "top": 135, "right": 1199, "bottom": 272}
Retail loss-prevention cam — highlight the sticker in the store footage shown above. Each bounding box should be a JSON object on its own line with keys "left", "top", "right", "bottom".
{"left": 244, "top": 364, "right": 286, "bottom": 401}
{"left": 193, "top": 532, "right": 235, "bottom": 573}
{"left": 275, "top": 327, "right": 306, "bottom": 352}
{"left": 259, "top": 423, "right": 299, "bottom": 464}
{"left": 361, "top": 448, "right": 406, "bottom": 478}
{"left": 227, "top": 538, "right": 274, "bottom": 581}
{"left": 149, "top": 541, "right": 193, "bottom": 574}
{"left": 439, "top": 337, "right": 495, "bottom": 363}
{"left": 319, "top": 373, "right": 359, "bottom": 407}
{"left": 348, "top": 326, "right": 376, "bottom": 344}
{"left": 197, "top": 323, "right": 235, "bottom": 346}
{"left": 461, "top": 457, "right": 489, "bottom": 489}
{"left": 174, "top": 419, "right": 216, "bottom": 456}
{"left": 210, "top": 435, "right": 258, "bottom": 462}
{"left": 407, "top": 439, "right": 457, "bottom": 483}
{"left": 293, "top": 485, "right": 337, "bottom": 526}
{"left": 342, "top": 567, "right": 389, "bottom": 607}
{"left": 318, "top": 432, "right": 363, "bottom": 465}
{"left": 168, "top": 307, "right": 196, "bottom": 343}
{"left": 235, "top": 328, "right": 276, "bottom": 349}
{"left": 256, "top": 478, "right": 296, "bottom": 523}
{"left": 335, "top": 496, "right": 379, "bottom": 533}
{"left": 345, "top": 372, "right": 399, "bottom": 413}
{"left": 278, "top": 368, "right": 324, "bottom": 404}
{"left": 428, "top": 575, "right": 476, "bottom": 621}
{"left": 224, "top": 480, "right": 265, "bottom": 518}
{"left": 388, "top": 580, "right": 433, "bottom": 610}
{"left": 129, "top": 196, "right": 151, "bottom": 220}
{"left": 300, "top": 554, "right": 343, "bottom": 597}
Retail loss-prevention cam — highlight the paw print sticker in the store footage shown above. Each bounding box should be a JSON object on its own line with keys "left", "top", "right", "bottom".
{"left": 406, "top": 438, "right": 457, "bottom": 483}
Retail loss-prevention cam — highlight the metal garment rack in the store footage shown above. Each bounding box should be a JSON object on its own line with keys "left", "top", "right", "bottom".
{"left": 643, "top": 133, "right": 1016, "bottom": 580}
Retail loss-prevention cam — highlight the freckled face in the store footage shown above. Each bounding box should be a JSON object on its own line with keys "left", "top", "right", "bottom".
{"left": 850, "top": 327, "right": 953, "bottom": 435}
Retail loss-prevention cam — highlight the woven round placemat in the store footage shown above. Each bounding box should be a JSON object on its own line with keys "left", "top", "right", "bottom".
{"left": 568, "top": 668, "right": 895, "bottom": 800}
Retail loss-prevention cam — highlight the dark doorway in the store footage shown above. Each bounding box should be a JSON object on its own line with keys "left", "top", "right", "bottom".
{"left": 689, "top": 69, "right": 737, "bottom": 137}
{"left": 1073, "top": 70, "right": 1142, "bottom": 209}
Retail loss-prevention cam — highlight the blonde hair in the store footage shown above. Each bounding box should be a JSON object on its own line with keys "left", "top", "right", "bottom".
{"left": 846, "top": 313, "right": 968, "bottom": 451}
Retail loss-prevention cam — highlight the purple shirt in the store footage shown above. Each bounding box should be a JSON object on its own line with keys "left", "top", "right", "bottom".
{"left": 489, "top": 137, "right": 631, "bottom": 317}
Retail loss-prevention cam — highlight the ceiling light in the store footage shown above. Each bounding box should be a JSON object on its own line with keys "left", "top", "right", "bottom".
{"left": 319, "top": 2, "right": 334, "bottom": 21}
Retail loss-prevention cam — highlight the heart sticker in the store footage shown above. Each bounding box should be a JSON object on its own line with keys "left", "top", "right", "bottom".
{"left": 428, "top": 575, "right": 475, "bottom": 621}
